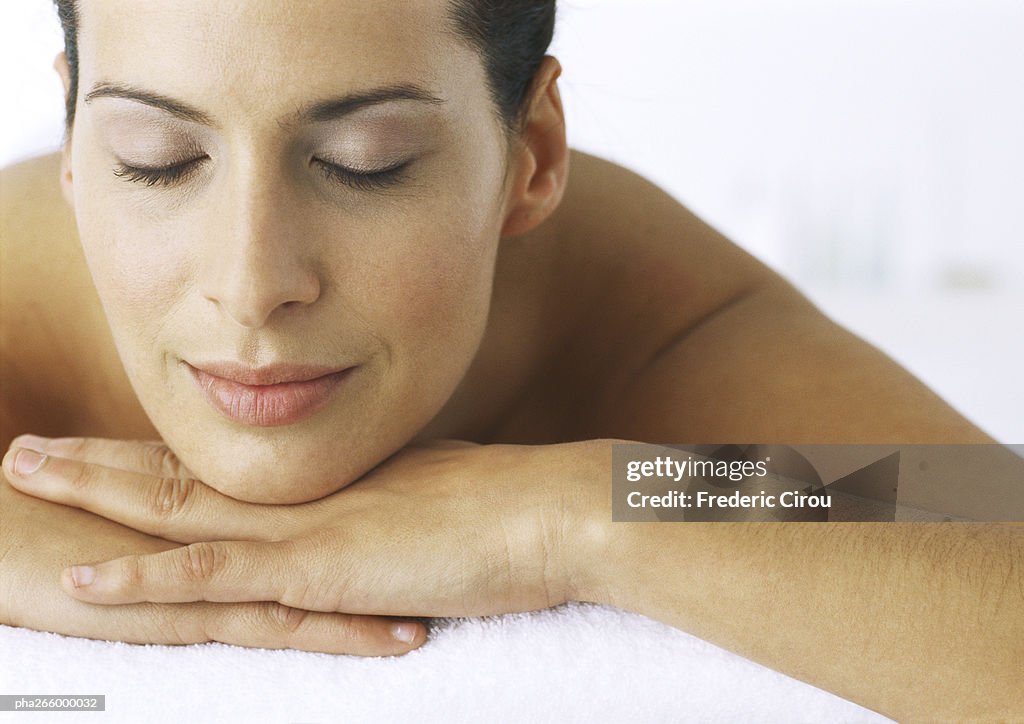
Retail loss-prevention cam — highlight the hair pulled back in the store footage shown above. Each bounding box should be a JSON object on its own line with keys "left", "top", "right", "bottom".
{"left": 52, "top": 1, "right": 556, "bottom": 136}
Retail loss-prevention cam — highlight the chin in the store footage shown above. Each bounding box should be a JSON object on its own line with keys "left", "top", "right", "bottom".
{"left": 167, "top": 433, "right": 370, "bottom": 505}
{"left": 142, "top": 374, "right": 415, "bottom": 504}
{"left": 213, "top": 476, "right": 325, "bottom": 505}
{"left": 204, "top": 459, "right": 360, "bottom": 504}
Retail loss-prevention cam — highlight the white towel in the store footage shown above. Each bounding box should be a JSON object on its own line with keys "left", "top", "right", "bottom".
{"left": 0, "top": 601, "right": 891, "bottom": 723}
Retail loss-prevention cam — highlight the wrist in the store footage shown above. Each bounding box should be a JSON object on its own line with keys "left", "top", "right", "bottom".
{"left": 555, "top": 439, "right": 623, "bottom": 606}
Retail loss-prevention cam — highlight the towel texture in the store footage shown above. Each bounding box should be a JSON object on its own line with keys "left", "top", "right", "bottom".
{"left": 0, "top": 602, "right": 891, "bottom": 723}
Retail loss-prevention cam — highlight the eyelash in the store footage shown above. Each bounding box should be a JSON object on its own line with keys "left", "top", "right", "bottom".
{"left": 312, "top": 159, "right": 409, "bottom": 191}
{"left": 112, "top": 157, "right": 409, "bottom": 192}
{"left": 113, "top": 158, "right": 205, "bottom": 187}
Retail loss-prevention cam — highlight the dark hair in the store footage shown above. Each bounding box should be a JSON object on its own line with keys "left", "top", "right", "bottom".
{"left": 53, "top": 1, "right": 556, "bottom": 136}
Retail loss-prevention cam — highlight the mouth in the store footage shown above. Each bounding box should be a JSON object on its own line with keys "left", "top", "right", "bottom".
{"left": 185, "top": 361, "right": 353, "bottom": 427}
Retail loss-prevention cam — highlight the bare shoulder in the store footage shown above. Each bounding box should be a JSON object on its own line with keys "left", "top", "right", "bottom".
{"left": 548, "top": 151, "right": 785, "bottom": 360}
{"left": 520, "top": 151, "right": 995, "bottom": 443}
{"left": 484, "top": 151, "right": 782, "bottom": 440}
{"left": 1, "top": 154, "right": 84, "bottom": 300}
{"left": 0, "top": 154, "right": 153, "bottom": 447}
{"left": 556, "top": 151, "right": 782, "bottom": 288}
{"left": 499, "top": 151, "right": 782, "bottom": 435}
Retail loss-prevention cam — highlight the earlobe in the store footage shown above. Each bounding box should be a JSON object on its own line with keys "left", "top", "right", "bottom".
{"left": 500, "top": 56, "right": 570, "bottom": 238}
{"left": 53, "top": 52, "right": 75, "bottom": 206}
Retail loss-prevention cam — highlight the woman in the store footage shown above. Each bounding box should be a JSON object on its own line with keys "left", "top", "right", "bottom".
{"left": 0, "top": 0, "right": 1019, "bottom": 719}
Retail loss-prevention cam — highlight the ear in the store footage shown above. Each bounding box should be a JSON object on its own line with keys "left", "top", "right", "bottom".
{"left": 53, "top": 52, "right": 75, "bottom": 207}
{"left": 499, "top": 56, "right": 570, "bottom": 238}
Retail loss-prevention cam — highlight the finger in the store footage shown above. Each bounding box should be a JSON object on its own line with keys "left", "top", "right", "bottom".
{"left": 3, "top": 448, "right": 280, "bottom": 542}
{"left": 10, "top": 434, "right": 188, "bottom": 477}
{"left": 61, "top": 540, "right": 299, "bottom": 606}
{"left": 74, "top": 600, "right": 425, "bottom": 656}
{"left": 201, "top": 603, "right": 427, "bottom": 655}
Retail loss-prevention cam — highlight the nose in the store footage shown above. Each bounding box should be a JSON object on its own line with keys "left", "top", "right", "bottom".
{"left": 199, "top": 163, "right": 322, "bottom": 329}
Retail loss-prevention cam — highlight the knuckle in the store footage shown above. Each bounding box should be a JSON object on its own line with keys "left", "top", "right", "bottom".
{"left": 180, "top": 542, "right": 220, "bottom": 583}
{"left": 198, "top": 603, "right": 250, "bottom": 647}
{"left": 179, "top": 606, "right": 214, "bottom": 644}
{"left": 67, "top": 459, "right": 96, "bottom": 492}
{"left": 151, "top": 608, "right": 206, "bottom": 646}
{"left": 147, "top": 445, "right": 187, "bottom": 478}
{"left": 151, "top": 476, "right": 197, "bottom": 518}
{"left": 113, "top": 554, "right": 145, "bottom": 596}
{"left": 268, "top": 602, "right": 311, "bottom": 636}
{"left": 281, "top": 560, "right": 332, "bottom": 612}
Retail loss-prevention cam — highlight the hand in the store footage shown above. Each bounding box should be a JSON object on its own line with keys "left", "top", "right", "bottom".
{"left": 4, "top": 435, "right": 607, "bottom": 619}
{"left": 1, "top": 435, "right": 427, "bottom": 654}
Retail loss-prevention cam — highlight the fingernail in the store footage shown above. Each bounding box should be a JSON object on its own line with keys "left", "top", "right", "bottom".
{"left": 70, "top": 565, "right": 96, "bottom": 587}
{"left": 14, "top": 448, "right": 47, "bottom": 476}
{"left": 390, "top": 622, "right": 419, "bottom": 644}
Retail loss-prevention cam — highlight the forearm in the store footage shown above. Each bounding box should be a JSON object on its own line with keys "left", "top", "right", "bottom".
{"left": 573, "top": 511, "right": 1024, "bottom": 720}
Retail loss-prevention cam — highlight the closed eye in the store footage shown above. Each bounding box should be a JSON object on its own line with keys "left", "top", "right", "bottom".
{"left": 113, "top": 157, "right": 207, "bottom": 187}
{"left": 312, "top": 159, "right": 409, "bottom": 192}
{"left": 112, "top": 156, "right": 409, "bottom": 191}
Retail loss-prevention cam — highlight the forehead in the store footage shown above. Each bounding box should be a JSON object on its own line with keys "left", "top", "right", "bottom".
{"left": 76, "top": 0, "right": 481, "bottom": 120}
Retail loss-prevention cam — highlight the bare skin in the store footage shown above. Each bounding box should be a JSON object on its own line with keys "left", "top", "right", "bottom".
{"left": 1, "top": 151, "right": 993, "bottom": 447}
{"left": 3, "top": 147, "right": 1021, "bottom": 721}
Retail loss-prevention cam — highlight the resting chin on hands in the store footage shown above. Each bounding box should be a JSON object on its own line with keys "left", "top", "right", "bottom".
{"left": 2, "top": 434, "right": 606, "bottom": 655}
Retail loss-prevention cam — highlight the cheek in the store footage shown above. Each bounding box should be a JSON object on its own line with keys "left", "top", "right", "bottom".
{"left": 385, "top": 156, "right": 506, "bottom": 337}
{"left": 361, "top": 201, "right": 501, "bottom": 358}
{"left": 71, "top": 124, "right": 199, "bottom": 357}
{"left": 74, "top": 201, "right": 192, "bottom": 372}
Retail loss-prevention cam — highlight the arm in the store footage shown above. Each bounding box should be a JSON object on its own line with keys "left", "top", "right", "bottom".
{"left": 544, "top": 162, "right": 1020, "bottom": 717}
{"left": 14, "top": 436, "right": 1019, "bottom": 720}
{"left": 574, "top": 499, "right": 1023, "bottom": 720}
{"left": 11, "top": 436, "right": 1020, "bottom": 720}
{"left": 568, "top": 280, "right": 1021, "bottom": 720}
{"left": 0, "top": 442, "right": 424, "bottom": 654}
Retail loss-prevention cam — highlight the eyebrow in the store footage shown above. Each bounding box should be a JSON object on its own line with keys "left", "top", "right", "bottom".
{"left": 84, "top": 84, "right": 214, "bottom": 124}
{"left": 307, "top": 84, "right": 446, "bottom": 122}
{"left": 83, "top": 82, "right": 446, "bottom": 126}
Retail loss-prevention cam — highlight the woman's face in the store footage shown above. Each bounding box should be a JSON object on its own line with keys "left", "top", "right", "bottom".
{"left": 66, "top": 0, "right": 513, "bottom": 503}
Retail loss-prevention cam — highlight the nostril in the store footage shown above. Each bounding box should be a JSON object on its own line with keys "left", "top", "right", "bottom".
{"left": 198, "top": 238, "right": 321, "bottom": 326}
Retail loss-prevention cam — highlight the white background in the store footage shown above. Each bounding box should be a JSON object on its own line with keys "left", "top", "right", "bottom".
{"left": 2, "top": 0, "right": 1022, "bottom": 441}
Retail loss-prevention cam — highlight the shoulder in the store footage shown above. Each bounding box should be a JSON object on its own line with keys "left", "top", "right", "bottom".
{"left": 549, "top": 151, "right": 780, "bottom": 337}
{"left": 555, "top": 151, "right": 778, "bottom": 289}
{"left": 533, "top": 152, "right": 994, "bottom": 444}
{"left": 0, "top": 154, "right": 153, "bottom": 447}
{"left": 559, "top": 151, "right": 780, "bottom": 355}
{"left": 1, "top": 154, "right": 83, "bottom": 307}
{"left": 483, "top": 151, "right": 782, "bottom": 441}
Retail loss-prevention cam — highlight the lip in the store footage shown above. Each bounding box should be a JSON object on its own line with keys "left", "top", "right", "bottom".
{"left": 186, "top": 362, "right": 352, "bottom": 427}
